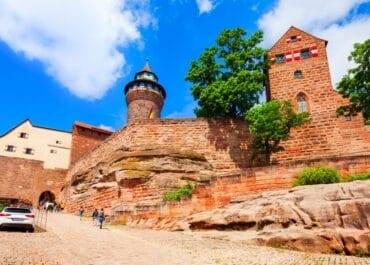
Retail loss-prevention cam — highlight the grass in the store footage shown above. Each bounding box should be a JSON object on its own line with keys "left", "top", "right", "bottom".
{"left": 164, "top": 182, "right": 196, "bottom": 202}
{"left": 341, "top": 172, "right": 370, "bottom": 182}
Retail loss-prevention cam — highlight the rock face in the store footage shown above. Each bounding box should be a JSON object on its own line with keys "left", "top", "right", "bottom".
{"left": 185, "top": 181, "right": 370, "bottom": 255}
{"left": 67, "top": 146, "right": 215, "bottom": 216}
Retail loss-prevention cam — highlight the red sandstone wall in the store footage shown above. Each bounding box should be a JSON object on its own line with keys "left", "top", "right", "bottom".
{"left": 0, "top": 155, "right": 67, "bottom": 207}
{"left": 70, "top": 125, "right": 112, "bottom": 165}
{"left": 66, "top": 155, "right": 370, "bottom": 220}
{"left": 67, "top": 118, "right": 253, "bottom": 179}
{"left": 268, "top": 27, "right": 370, "bottom": 162}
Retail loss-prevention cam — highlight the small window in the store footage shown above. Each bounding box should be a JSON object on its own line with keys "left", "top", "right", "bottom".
{"left": 56, "top": 140, "right": 62, "bottom": 144}
{"left": 297, "top": 93, "right": 308, "bottom": 113}
{"left": 6, "top": 145, "right": 15, "bottom": 152}
{"left": 50, "top": 149, "right": 57, "bottom": 154}
{"left": 19, "top": 132, "right": 28, "bottom": 138}
{"left": 276, "top": 54, "right": 285, "bottom": 64}
{"left": 294, "top": 70, "right": 302, "bottom": 78}
{"left": 290, "top": 36, "right": 297, "bottom": 42}
{"left": 344, "top": 115, "right": 352, "bottom": 121}
{"left": 301, "top": 49, "right": 310, "bottom": 59}
{"left": 25, "top": 148, "right": 33, "bottom": 155}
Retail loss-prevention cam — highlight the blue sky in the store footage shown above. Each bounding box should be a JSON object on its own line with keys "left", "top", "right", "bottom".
{"left": 0, "top": 0, "right": 369, "bottom": 133}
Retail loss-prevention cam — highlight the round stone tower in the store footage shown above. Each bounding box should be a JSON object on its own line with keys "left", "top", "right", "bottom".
{"left": 124, "top": 61, "right": 166, "bottom": 123}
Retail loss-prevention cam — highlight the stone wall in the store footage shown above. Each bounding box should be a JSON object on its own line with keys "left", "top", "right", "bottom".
{"left": 65, "top": 154, "right": 370, "bottom": 227}
{"left": 268, "top": 27, "right": 370, "bottom": 162}
{"left": 0, "top": 155, "right": 67, "bottom": 206}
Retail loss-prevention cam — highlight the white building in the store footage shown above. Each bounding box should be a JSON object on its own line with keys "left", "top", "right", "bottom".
{"left": 0, "top": 119, "right": 72, "bottom": 169}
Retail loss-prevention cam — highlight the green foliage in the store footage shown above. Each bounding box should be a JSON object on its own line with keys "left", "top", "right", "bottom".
{"left": 186, "top": 28, "right": 267, "bottom": 118}
{"left": 164, "top": 182, "right": 196, "bottom": 202}
{"left": 245, "top": 100, "right": 310, "bottom": 163}
{"left": 0, "top": 203, "right": 4, "bottom": 211}
{"left": 341, "top": 172, "right": 370, "bottom": 182}
{"left": 337, "top": 39, "right": 370, "bottom": 122}
{"left": 293, "top": 166, "right": 340, "bottom": 186}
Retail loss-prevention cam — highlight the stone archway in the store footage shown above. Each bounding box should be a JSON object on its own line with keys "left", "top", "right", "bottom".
{"left": 38, "top": 191, "right": 56, "bottom": 208}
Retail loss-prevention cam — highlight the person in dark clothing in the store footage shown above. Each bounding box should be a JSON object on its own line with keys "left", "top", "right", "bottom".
{"left": 98, "top": 208, "right": 105, "bottom": 229}
{"left": 92, "top": 209, "right": 99, "bottom": 225}
{"left": 79, "top": 206, "right": 84, "bottom": 221}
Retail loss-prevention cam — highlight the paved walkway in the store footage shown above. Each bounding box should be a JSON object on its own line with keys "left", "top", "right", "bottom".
{"left": 0, "top": 212, "right": 369, "bottom": 264}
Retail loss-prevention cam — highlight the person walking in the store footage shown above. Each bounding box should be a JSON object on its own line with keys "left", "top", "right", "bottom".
{"left": 79, "top": 206, "right": 84, "bottom": 221}
{"left": 92, "top": 209, "right": 99, "bottom": 226}
{"left": 98, "top": 208, "right": 105, "bottom": 229}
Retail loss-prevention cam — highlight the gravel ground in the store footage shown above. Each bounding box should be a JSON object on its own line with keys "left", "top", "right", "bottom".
{"left": 0, "top": 212, "right": 369, "bottom": 265}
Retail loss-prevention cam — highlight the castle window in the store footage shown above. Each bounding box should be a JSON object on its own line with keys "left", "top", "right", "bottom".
{"left": 294, "top": 70, "right": 302, "bottom": 78}
{"left": 276, "top": 54, "right": 285, "bottom": 64}
{"left": 297, "top": 93, "right": 308, "bottom": 113}
{"left": 6, "top": 145, "right": 15, "bottom": 152}
{"left": 344, "top": 115, "right": 352, "bottom": 121}
{"left": 50, "top": 149, "right": 57, "bottom": 154}
{"left": 25, "top": 148, "right": 33, "bottom": 155}
{"left": 19, "top": 132, "right": 28, "bottom": 138}
{"left": 56, "top": 140, "right": 62, "bottom": 144}
{"left": 301, "top": 49, "right": 310, "bottom": 59}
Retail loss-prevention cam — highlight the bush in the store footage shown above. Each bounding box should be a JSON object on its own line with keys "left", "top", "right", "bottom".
{"left": 0, "top": 203, "right": 4, "bottom": 211}
{"left": 164, "top": 182, "right": 196, "bottom": 202}
{"left": 293, "top": 166, "right": 340, "bottom": 186}
{"left": 342, "top": 172, "right": 370, "bottom": 182}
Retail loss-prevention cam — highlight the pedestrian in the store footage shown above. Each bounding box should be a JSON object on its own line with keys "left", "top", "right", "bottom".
{"left": 79, "top": 206, "right": 84, "bottom": 221}
{"left": 92, "top": 209, "right": 99, "bottom": 225}
{"left": 98, "top": 208, "right": 105, "bottom": 229}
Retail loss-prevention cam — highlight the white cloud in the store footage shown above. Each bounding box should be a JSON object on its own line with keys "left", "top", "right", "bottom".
{"left": 258, "top": 0, "right": 370, "bottom": 87}
{"left": 0, "top": 0, "right": 155, "bottom": 100}
{"left": 196, "top": 0, "right": 215, "bottom": 14}
{"left": 98, "top": 124, "right": 115, "bottom": 132}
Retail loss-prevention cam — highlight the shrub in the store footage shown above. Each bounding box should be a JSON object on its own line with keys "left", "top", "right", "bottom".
{"left": 164, "top": 182, "right": 196, "bottom": 202}
{"left": 0, "top": 203, "right": 4, "bottom": 211}
{"left": 293, "top": 166, "right": 340, "bottom": 186}
{"left": 342, "top": 172, "right": 370, "bottom": 182}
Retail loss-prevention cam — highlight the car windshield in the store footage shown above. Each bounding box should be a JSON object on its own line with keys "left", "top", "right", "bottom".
{"left": 3, "top": 208, "right": 31, "bottom": 213}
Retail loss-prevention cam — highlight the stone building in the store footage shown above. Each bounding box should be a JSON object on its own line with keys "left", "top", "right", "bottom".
{"left": 1, "top": 26, "right": 369, "bottom": 217}
{"left": 61, "top": 26, "right": 370, "bottom": 225}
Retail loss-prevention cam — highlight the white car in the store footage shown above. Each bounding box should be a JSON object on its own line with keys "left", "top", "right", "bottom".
{"left": 0, "top": 207, "right": 35, "bottom": 232}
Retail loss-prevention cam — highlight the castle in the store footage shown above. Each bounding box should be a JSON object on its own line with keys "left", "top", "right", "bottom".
{"left": 0, "top": 27, "right": 369, "bottom": 222}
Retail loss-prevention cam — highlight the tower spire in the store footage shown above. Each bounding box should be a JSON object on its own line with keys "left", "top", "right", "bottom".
{"left": 143, "top": 58, "right": 151, "bottom": 72}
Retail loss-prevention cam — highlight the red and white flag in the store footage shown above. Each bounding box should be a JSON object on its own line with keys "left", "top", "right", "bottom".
{"left": 311, "top": 45, "right": 318, "bottom": 57}
{"left": 293, "top": 50, "right": 300, "bottom": 60}
{"left": 285, "top": 51, "right": 292, "bottom": 62}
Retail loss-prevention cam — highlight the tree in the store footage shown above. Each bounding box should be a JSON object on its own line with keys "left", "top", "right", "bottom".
{"left": 336, "top": 39, "right": 370, "bottom": 124}
{"left": 185, "top": 28, "right": 267, "bottom": 118}
{"left": 245, "top": 100, "right": 310, "bottom": 163}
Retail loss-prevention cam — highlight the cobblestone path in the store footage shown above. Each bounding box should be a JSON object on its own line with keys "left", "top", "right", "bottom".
{"left": 0, "top": 213, "right": 369, "bottom": 265}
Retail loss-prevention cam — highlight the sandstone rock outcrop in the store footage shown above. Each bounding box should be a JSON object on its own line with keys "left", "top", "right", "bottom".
{"left": 184, "top": 181, "right": 370, "bottom": 255}
{"left": 67, "top": 146, "right": 215, "bottom": 215}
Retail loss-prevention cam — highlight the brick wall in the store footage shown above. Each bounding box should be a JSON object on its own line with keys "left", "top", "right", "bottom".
{"left": 268, "top": 26, "right": 370, "bottom": 162}
{"left": 126, "top": 89, "right": 164, "bottom": 122}
{"left": 70, "top": 125, "right": 112, "bottom": 165}
{"left": 65, "top": 154, "right": 370, "bottom": 221}
{"left": 0, "top": 155, "right": 67, "bottom": 207}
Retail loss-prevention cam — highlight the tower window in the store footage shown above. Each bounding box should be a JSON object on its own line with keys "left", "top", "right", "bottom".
{"left": 275, "top": 54, "right": 285, "bottom": 64}
{"left": 294, "top": 70, "right": 302, "bottom": 78}
{"left": 301, "top": 49, "right": 310, "bottom": 59}
{"left": 56, "top": 140, "right": 62, "bottom": 144}
{"left": 344, "top": 115, "right": 352, "bottom": 121}
{"left": 6, "top": 145, "right": 15, "bottom": 152}
{"left": 290, "top": 36, "right": 297, "bottom": 42}
{"left": 25, "top": 148, "right": 33, "bottom": 155}
{"left": 50, "top": 149, "right": 57, "bottom": 154}
{"left": 297, "top": 93, "right": 308, "bottom": 113}
{"left": 19, "top": 132, "right": 28, "bottom": 138}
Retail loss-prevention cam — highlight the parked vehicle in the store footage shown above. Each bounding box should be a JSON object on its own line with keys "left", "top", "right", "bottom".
{"left": 0, "top": 207, "right": 35, "bottom": 232}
